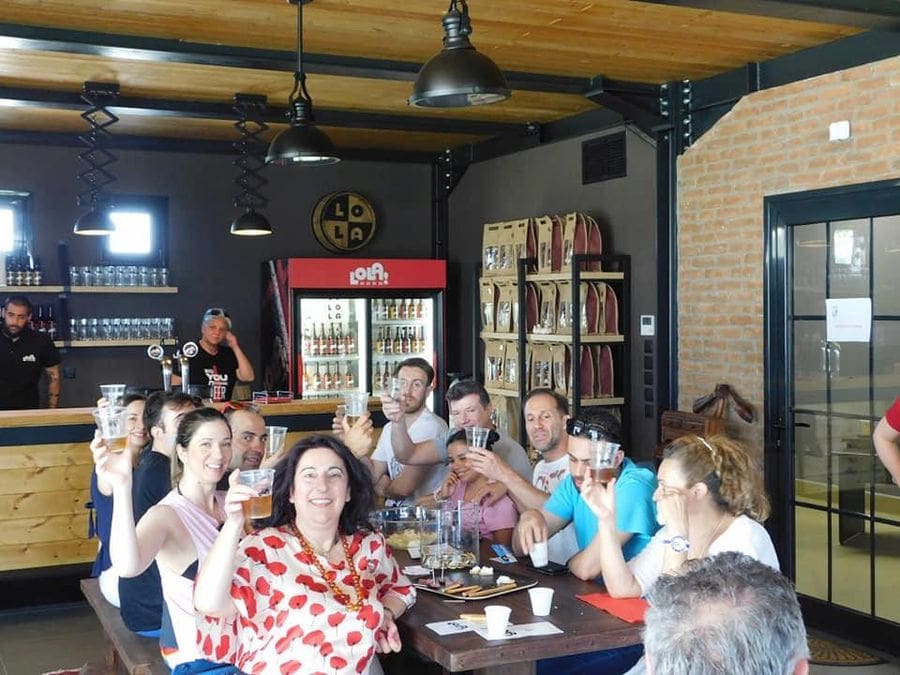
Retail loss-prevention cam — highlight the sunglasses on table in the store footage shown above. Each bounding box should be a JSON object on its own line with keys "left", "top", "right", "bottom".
{"left": 566, "top": 418, "right": 619, "bottom": 442}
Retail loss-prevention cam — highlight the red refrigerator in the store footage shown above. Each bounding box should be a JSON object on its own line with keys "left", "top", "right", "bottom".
{"left": 262, "top": 258, "right": 447, "bottom": 409}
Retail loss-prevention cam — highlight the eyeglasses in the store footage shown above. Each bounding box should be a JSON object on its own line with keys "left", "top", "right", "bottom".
{"left": 566, "top": 418, "right": 618, "bottom": 442}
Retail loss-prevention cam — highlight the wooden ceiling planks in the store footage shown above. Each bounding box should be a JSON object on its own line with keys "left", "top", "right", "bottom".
{"left": 0, "top": 0, "right": 863, "bottom": 152}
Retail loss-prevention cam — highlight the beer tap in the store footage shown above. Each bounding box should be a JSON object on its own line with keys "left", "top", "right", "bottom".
{"left": 147, "top": 341, "right": 198, "bottom": 392}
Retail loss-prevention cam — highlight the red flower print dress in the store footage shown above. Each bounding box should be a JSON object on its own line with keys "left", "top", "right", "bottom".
{"left": 197, "top": 527, "right": 415, "bottom": 675}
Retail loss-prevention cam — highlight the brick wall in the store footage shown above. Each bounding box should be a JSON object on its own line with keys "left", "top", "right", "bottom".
{"left": 677, "top": 55, "right": 900, "bottom": 456}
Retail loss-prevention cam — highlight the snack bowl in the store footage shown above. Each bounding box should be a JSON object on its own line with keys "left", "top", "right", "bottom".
{"left": 372, "top": 506, "right": 440, "bottom": 552}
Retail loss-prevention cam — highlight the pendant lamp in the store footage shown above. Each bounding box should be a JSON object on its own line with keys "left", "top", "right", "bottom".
{"left": 409, "top": 0, "right": 509, "bottom": 108}
{"left": 231, "top": 94, "right": 273, "bottom": 236}
{"left": 266, "top": 0, "right": 340, "bottom": 166}
{"left": 74, "top": 82, "right": 120, "bottom": 235}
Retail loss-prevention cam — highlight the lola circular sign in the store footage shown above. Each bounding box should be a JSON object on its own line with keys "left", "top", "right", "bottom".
{"left": 312, "top": 191, "right": 377, "bottom": 253}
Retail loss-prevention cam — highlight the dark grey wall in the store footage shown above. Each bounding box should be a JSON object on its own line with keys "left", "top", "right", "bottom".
{"left": 447, "top": 126, "right": 659, "bottom": 458}
{"left": 0, "top": 143, "right": 432, "bottom": 406}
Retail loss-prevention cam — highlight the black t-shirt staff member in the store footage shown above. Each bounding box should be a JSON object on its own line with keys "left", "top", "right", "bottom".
{"left": 0, "top": 295, "right": 62, "bottom": 410}
{"left": 172, "top": 307, "right": 254, "bottom": 401}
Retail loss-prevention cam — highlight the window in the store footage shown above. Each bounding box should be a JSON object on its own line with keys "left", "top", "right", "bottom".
{"left": 102, "top": 195, "right": 168, "bottom": 265}
{"left": 0, "top": 191, "right": 29, "bottom": 254}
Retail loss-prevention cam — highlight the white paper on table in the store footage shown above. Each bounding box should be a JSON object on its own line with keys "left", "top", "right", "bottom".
{"left": 427, "top": 619, "right": 476, "bottom": 636}
{"left": 826, "top": 298, "right": 871, "bottom": 342}
{"left": 402, "top": 565, "right": 431, "bottom": 576}
{"left": 472, "top": 621, "right": 564, "bottom": 641}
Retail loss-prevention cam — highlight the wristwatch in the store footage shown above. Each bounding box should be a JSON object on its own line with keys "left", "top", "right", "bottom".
{"left": 663, "top": 535, "right": 690, "bottom": 553}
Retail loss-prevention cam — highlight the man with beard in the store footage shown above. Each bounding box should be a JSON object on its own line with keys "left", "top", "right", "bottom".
{"left": 514, "top": 409, "right": 658, "bottom": 580}
{"left": 466, "top": 388, "right": 578, "bottom": 564}
{"left": 0, "top": 295, "right": 61, "bottom": 409}
{"left": 366, "top": 358, "right": 448, "bottom": 505}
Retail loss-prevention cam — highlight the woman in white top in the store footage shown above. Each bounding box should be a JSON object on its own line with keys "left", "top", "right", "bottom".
{"left": 582, "top": 434, "right": 778, "bottom": 598}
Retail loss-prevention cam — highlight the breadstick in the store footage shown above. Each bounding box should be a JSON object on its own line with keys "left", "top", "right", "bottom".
{"left": 442, "top": 582, "right": 463, "bottom": 593}
{"left": 445, "top": 584, "right": 482, "bottom": 595}
{"left": 465, "top": 582, "right": 517, "bottom": 597}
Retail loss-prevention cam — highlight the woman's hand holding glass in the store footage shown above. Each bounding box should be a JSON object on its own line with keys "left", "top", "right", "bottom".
{"left": 91, "top": 430, "right": 132, "bottom": 490}
{"left": 222, "top": 468, "right": 256, "bottom": 525}
{"left": 341, "top": 412, "right": 374, "bottom": 458}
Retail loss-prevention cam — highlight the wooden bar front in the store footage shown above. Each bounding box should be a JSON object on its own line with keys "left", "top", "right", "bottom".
{"left": 0, "top": 399, "right": 368, "bottom": 572}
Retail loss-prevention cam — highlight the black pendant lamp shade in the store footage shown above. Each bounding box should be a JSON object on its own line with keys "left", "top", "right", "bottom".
{"left": 74, "top": 82, "right": 120, "bottom": 235}
{"left": 266, "top": 0, "right": 340, "bottom": 166}
{"left": 231, "top": 93, "right": 272, "bottom": 236}
{"left": 409, "top": 0, "right": 510, "bottom": 108}
{"left": 230, "top": 208, "right": 273, "bottom": 236}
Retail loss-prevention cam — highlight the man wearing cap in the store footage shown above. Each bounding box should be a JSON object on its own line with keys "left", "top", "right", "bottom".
{"left": 176, "top": 307, "right": 254, "bottom": 401}
{"left": 514, "top": 409, "right": 658, "bottom": 580}
{"left": 0, "top": 295, "right": 61, "bottom": 410}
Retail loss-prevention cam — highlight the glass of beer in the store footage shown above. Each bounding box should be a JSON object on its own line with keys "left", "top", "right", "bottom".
{"left": 99, "top": 383, "right": 127, "bottom": 406}
{"left": 92, "top": 406, "right": 129, "bottom": 453}
{"left": 343, "top": 391, "right": 369, "bottom": 427}
{"left": 265, "top": 426, "right": 288, "bottom": 458}
{"left": 590, "top": 439, "right": 621, "bottom": 484}
{"left": 239, "top": 468, "right": 275, "bottom": 519}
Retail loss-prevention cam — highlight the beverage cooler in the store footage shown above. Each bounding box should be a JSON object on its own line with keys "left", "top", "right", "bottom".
{"left": 261, "top": 258, "right": 446, "bottom": 409}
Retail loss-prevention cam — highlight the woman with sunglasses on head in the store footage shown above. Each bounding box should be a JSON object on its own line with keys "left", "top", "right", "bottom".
{"left": 174, "top": 307, "right": 254, "bottom": 402}
{"left": 584, "top": 434, "right": 778, "bottom": 601}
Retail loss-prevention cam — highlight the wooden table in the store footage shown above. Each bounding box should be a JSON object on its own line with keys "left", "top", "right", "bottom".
{"left": 395, "top": 556, "right": 644, "bottom": 675}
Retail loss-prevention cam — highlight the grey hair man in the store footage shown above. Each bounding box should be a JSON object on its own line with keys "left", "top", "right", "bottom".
{"left": 644, "top": 551, "right": 810, "bottom": 675}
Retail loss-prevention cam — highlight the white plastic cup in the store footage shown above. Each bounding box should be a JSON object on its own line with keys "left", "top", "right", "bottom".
{"left": 99, "top": 383, "right": 127, "bottom": 406}
{"left": 238, "top": 469, "right": 275, "bottom": 519}
{"left": 344, "top": 391, "right": 370, "bottom": 426}
{"left": 92, "top": 406, "right": 128, "bottom": 452}
{"left": 484, "top": 605, "right": 511, "bottom": 640}
{"left": 528, "top": 587, "right": 555, "bottom": 617}
{"left": 530, "top": 540, "right": 549, "bottom": 568}
{"left": 465, "top": 426, "right": 491, "bottom": 449}
{"left": 265, "top": 426, "right": 288, "bottom": 458}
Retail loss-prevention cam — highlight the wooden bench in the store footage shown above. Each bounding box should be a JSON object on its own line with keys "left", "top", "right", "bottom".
{"left": 80, "top": 578, "right": 169, "bottom": 675}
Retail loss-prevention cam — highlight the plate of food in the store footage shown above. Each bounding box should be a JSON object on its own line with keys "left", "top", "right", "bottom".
{"left": 414, "top": 565, "right": 537, "bottom": 600}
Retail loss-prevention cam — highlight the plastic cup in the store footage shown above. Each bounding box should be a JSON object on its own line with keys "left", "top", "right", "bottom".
{"left": 344, "top": 391, "right": 370, "bottom": 427}
{"left": 590, "top": 439, "right": 621, "bottom": 484}
{"left": 265, "top": 426, "right": 288, "bottom": 458}
{"left": 530, "top": 540, "right": 549, "bottom": 568}
{"left": 465, "top": 426, "right": 491, "bottom": 449}
{"left": 388, "top": 377, "right": 403, "bottom": 401}
{"left": 99, "top": 384, "right": 127, "bottom": 406}
{"left": 484, "top": 605, "right": 512, "bottom": 640}
{"left": 239, "top": 469, "right": 275, "bottom": 519}
{"left": 92, "top": 406, "right": 128, "bottom": 453}
{"left": 335, "top": 404, "right": 347, "bottom": 422}
{"left": 528, "top": 587, "right": 555, "bottom": 616}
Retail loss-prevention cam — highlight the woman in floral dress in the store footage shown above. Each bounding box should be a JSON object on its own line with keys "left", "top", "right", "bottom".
{"left": 194, "top": 434, "right": 415, "bottom": 675}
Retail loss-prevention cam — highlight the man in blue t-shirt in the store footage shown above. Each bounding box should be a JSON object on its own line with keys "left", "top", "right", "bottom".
{"left": 515, "top": 409, "right": 658, "bottom": 581}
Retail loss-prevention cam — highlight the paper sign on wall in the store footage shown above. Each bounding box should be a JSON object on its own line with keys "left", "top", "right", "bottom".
{"left": 825, "top": 298, "right": 871, "bottom": 342}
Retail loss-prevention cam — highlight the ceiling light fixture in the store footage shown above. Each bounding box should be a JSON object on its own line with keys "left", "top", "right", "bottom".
{"left": 409, "top": 0, "right": 510, "bottom": 108}
{"left": 231, "top": 94, "right": 273, "bottom": 236}
{"left": 74, "top": 81, "right": 120, "bottom": 235}
{"left": 266, "top": 0, "right": 339, "bottom": 166}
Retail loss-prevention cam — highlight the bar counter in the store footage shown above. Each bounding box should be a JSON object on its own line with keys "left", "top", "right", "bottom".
{"left": 0, "top": 399, "right": 372, "bottom": 572}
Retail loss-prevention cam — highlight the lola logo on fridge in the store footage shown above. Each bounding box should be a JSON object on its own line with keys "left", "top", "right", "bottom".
{"left": 349, "top": 262, "right": 390, "bottom": 286}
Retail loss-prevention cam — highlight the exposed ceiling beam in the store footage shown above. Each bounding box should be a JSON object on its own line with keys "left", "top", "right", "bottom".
{"left": 634, "top": 0, "right": 900, "bottom": 30}
{"left": 0, "top": 129, "right": 435, "bottom": 162}
{"left": 0, "top": 86, "right": 521, "bottom": 136}
{"left": 0, "top": 23, "right": 591, "bottom": 95}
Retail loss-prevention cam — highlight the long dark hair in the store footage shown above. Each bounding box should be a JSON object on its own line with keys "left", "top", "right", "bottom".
{"left": 260, "top": 434, "right": 375, "bottom": 535}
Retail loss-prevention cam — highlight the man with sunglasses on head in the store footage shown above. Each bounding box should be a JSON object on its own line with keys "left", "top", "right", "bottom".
{"left": 514, "top": 409, "right": 658, "bottom": 581}
{"left": 174, "top": 307, "right": 254, "bottom": 401}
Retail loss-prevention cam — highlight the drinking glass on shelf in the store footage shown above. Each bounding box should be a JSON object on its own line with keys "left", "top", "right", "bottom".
{"left": 69, "top": 318, "right": 78, "bottom": 340}
{"left": 82, "top": 266, "right": 93, "bottom": 287}
{"left": 79, "top": 317, "right": 88, "bottom": 340}
{"left": 69, "top": 266, "right": 82, "bottom": 286}
{"left": 149, "top": 267, "right": 160, "bottom": 287}
{"left": 105, "top": 265, "right": 117, "bottom": 286}
{"left": 92, "top": 266, "right": 104, "bottom": 286}
{"left": 115, "top": 266, "right": 127, "bottom": 286}
{"left": 138, "top": 266, "right": 149, "bottom": 286}
{"left": 120, "top": 318, "right": 132, "bottom": 340}
{"left": 126, "top": 265, "right": 138, "bottom": 286}
{"left": 88, "top": 317, "right": 100, "bottom": 340}
{"left": 100, "top": 318, "right": 111, "bottom": 340}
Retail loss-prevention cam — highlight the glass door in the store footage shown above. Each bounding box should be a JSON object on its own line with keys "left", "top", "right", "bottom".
{"left": 370, "top": 296, "right": 436, "bottom": 409}
{"left": 766, "top": 181, "right": 900, "bottom": 648}
{"left": 296, "top": 297, "right": 367, "bottom": 399}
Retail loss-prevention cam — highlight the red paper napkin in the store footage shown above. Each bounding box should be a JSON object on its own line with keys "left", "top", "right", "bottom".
{"left": 577, "top": 592, "right": 649, "bottom": 623}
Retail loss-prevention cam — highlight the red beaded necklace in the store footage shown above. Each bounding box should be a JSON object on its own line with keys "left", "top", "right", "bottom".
{"left": 290, "top": 522, "right": 365, "bottom": 611}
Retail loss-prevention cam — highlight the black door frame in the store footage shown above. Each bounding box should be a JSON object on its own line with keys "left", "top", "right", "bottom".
{"left": 764, "top": 178, "right": 900, "bottom": 651}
